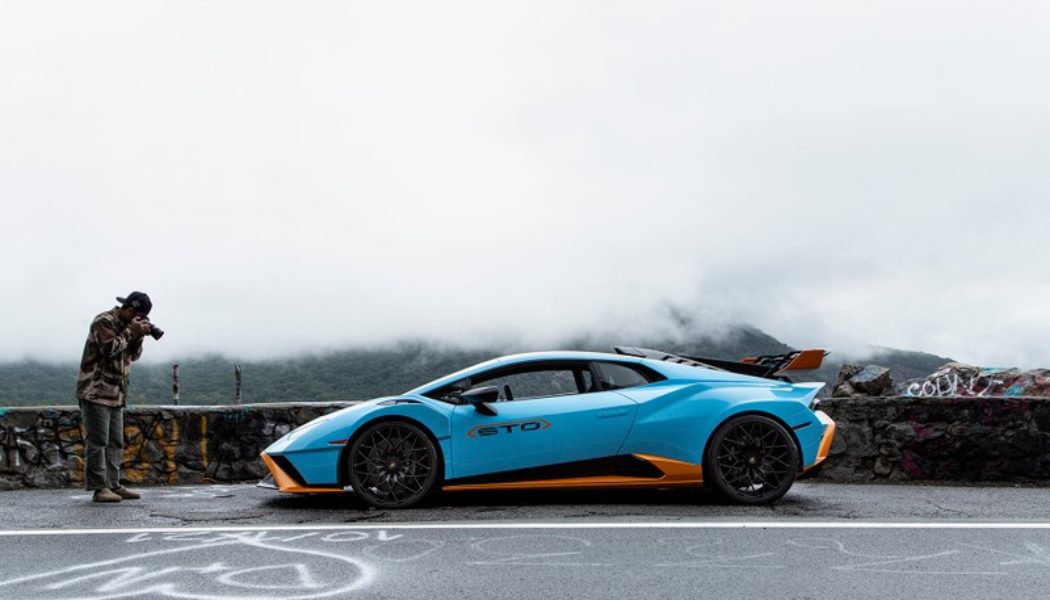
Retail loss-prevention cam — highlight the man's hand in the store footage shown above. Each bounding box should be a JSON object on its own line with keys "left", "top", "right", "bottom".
{"left": 129, "top": 316, "right": 152, "bottom": 338}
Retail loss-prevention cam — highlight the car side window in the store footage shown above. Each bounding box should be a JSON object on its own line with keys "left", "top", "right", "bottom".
{"left": 594, "top": 362, "right": 655, "bottom": 390}
{"left": 452, "top": 361, "right": 594, "bottom": 402}
{"left": 475, "top": 369, "right": 579, "bottom": 401}
{"left": 423, "top": 361, "right": 620, "bottom": 403}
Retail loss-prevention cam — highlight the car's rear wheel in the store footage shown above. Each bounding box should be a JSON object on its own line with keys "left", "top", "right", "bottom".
{"left": 348, "top": 421, "right": 438, "bottom": 509}
{"left": 705, "top": 414, "right": 799, "bottom": 505}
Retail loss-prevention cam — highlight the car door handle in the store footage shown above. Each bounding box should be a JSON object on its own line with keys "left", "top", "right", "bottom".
{"left": 597, "top": 408, "right": 630, "bottom": 419}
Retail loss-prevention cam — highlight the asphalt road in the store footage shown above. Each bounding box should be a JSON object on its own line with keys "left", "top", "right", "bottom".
{"left": 2, "top": 482, "right": 1050, "bottom": 599}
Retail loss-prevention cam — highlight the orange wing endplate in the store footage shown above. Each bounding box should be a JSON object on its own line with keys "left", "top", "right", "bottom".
{"left": 740, "top": 349, "right": 827, "bottom": 372}
{"left": 780, "top": 349, "right": 827, "bottom": 371}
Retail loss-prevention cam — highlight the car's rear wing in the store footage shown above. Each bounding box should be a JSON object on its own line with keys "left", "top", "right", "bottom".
{"left": 613, "top": 346, "right": 828, "bottom": 382}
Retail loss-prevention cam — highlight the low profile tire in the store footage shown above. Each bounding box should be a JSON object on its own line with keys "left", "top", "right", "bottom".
{"left": 348, "top": 421, "right": 439, "bottom": 509}
{"left": 704, "top": 414, "right": 799, "bottom": 505}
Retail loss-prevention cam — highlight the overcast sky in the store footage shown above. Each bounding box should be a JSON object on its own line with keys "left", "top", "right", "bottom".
{"left": 1, "top": 1, "right": 1048, "bottom": 368}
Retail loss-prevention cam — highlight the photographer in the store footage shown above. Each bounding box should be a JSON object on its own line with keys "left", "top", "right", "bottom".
{"left": 76, "top": 291, "right": 161, "bottom": 503}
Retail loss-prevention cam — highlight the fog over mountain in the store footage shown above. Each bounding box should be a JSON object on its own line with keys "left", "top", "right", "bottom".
{"left": 0, "top": 319, "right": 953, "bottom": 406}
{"left": 1, "top": 2, "right": 1048, "bottom": 369}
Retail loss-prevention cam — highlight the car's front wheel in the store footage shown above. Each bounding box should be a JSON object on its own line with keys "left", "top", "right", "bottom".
{"left": 347, "top": 421, "right": 439, "bottom": 509}
{"left": 705, "top": 414, "right": 799, "bottom": 504}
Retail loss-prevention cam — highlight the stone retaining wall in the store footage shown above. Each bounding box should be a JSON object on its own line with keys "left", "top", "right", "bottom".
{"left": 0, "top": 403, "right": 354, "bottom": 490}
{"left": 813, "top": 396, "right": 1050, "bottom": 483}
{"left": 1, "top": 397, "right": 1048, "bottom": 489}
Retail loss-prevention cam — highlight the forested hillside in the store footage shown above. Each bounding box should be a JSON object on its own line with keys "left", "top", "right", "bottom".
{"left": 0, "top": 326, "right": 951, "bottom": 406}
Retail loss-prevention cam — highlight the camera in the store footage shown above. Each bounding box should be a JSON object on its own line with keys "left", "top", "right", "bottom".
{"left": 139, "top": 316, "right": 164, "bottom": 340}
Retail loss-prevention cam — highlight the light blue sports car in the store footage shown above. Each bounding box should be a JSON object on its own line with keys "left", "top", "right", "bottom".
{"left": 260, "top": 347, "right": 835, "bottom": 508}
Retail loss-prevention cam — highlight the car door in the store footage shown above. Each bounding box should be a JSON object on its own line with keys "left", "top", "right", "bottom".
{"left": 449, "top": 361, "right": 638, "bottom": 479}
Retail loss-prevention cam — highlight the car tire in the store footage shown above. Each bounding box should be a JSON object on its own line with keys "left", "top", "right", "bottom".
{"left": 347, "top": 421, "right": 439, "bottom": 509}
{"left": 704, "top": 414, "right": 799, "bottom": 505}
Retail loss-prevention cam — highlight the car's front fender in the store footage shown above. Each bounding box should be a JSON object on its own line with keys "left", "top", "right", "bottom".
{"left": 264, "top": 397, "right": 453, "bottom": 487}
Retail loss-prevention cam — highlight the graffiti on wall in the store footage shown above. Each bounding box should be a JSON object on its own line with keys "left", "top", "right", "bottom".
{"left": 899, "top": 363, "right": 1050, "bottom": 398}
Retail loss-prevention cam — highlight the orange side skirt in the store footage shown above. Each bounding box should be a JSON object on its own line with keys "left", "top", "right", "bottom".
{"left": 441, "top": 454, "right": 703, "bottom": 492}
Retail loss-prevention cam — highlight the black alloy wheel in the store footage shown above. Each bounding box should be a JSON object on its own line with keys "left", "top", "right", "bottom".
{"left": 705, "top": 414, "right": 799, "bottom": 505}
{"left": 348, "top": 421, "right": 439, "bottom": 509}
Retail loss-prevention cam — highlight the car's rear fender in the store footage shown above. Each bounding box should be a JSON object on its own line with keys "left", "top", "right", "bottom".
{"left": 698, "top": 409, "right": 807, "bottom": 472}
{"left": 617, "top": 381, "right": 819, "bottom": 466}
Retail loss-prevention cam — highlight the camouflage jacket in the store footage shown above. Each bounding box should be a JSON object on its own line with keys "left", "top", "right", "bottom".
{"left": 76, "top": 308, "right": 144, "bottom": 407}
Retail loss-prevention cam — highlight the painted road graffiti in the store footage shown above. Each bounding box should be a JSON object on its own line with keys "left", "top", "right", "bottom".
{"left": 6, "top": 527, "right": 1050, "bottom": 599}
{"left": 0, "top": 531, "right": 382, "bottom": 599}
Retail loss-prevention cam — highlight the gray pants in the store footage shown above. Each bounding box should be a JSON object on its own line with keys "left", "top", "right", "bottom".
{"left": 80, "top": 401, "right": 124, "bottom": 491}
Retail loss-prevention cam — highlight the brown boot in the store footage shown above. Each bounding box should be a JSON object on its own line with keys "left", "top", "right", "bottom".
{"left": 92, "top": 488, "right": 122, "bottom": 503}
{"left": 112, "top": 487, "right": 141, "bottom": 500}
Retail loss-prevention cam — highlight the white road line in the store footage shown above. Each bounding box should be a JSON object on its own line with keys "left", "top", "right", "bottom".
{"left": 2, "top": 522, "right": 1050, "bottom": 536}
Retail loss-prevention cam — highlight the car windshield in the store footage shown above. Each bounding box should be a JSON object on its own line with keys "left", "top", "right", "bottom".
{"left": 403, "top": 357, "right": 502, "bottom": 396}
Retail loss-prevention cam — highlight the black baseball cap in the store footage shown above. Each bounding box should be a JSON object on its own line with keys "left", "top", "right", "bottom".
{"left": 116, "top": 291, "right": 152, "bottom": 315}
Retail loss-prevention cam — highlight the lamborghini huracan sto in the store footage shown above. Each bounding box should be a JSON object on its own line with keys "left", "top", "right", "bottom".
{"left": 259, "top": 347, "right": 835, "bottom": 508}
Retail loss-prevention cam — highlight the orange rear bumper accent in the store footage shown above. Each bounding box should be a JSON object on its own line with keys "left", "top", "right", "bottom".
{"left": 260, "top": 452, "right": 344, "bottom": 494}
{"left": 804, "top": 420, "right": 836, "bottom": 472}
{"left": 441, "top": 454, "right": 702, "bottom": 492}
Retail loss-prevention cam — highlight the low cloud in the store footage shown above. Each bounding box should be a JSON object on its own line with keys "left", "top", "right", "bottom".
{"left": 1, "top": 1, "right": 1048, "bottom": 368}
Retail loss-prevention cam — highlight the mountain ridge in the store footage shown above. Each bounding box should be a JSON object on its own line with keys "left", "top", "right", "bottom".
{"left": 0, "top": 326, "right": 953, "bottom": 406}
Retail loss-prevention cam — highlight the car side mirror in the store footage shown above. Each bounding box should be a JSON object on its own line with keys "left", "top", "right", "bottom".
{"left": 461, "top": 386, "right": 499, "bottom": 416}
